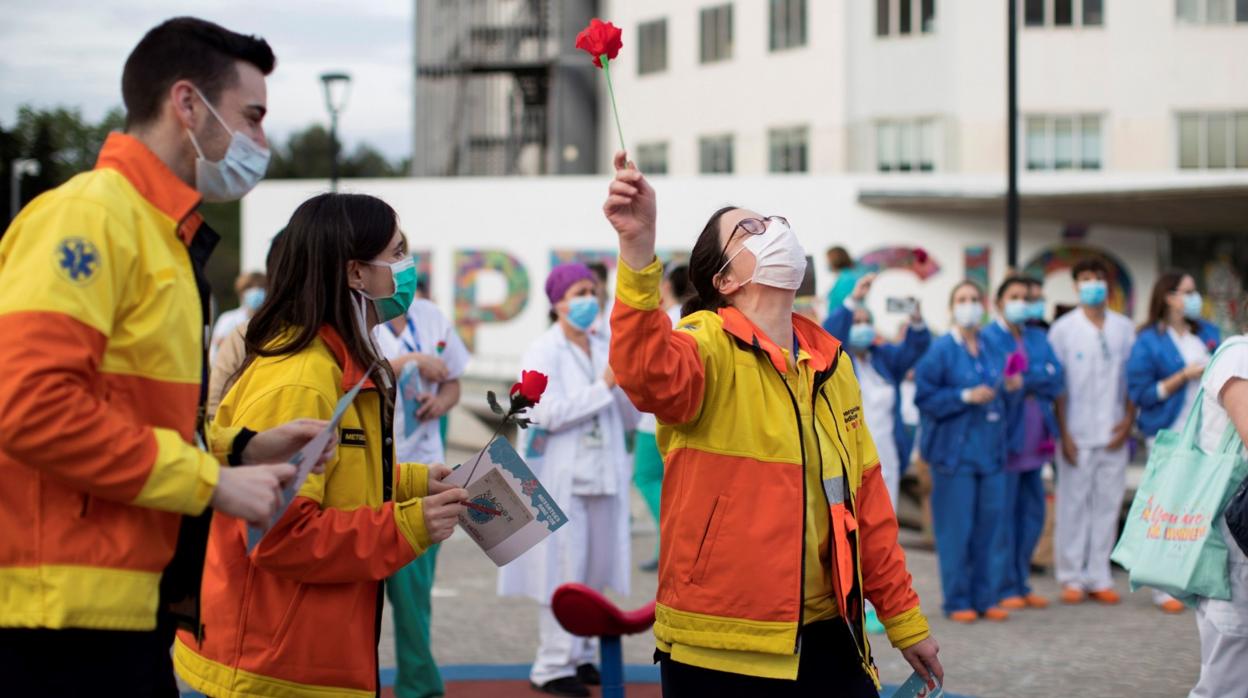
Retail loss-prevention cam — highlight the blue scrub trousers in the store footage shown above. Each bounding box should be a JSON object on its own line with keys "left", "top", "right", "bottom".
{"left": 930, "top": 466, "right": 1007, "bottom": 614}
{"left": 1000, "top": 468, "right": 1046, "bottom": 599}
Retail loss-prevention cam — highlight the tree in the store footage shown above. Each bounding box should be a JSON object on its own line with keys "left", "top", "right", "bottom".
{"left": 267, "top": 124, "right": 405, "bottom": 179}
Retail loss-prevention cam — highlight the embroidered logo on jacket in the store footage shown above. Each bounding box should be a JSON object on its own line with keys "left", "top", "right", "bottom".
{"left": 55, "top": 237, "right": 99, "bottom": 285}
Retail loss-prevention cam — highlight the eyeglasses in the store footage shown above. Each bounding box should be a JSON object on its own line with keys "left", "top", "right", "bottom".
{"left": 717, "top": 215, "right": 789, "bottom": 271}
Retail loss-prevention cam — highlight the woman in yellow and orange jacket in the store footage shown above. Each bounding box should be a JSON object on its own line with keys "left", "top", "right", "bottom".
{"left": 174, "top": 193, "right": 468, "bottom": 698}
{"left": 601, "top": 152, "right": 944, "bottom": 697}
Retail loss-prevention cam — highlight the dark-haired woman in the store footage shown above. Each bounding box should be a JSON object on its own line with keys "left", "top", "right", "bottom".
{"left": 1127, "top": 270, "right": 1221, "bottom": 614}
{"left": 174, "top": 193, "right": 468, "bottom": 698}
{"left": 914, "top": 281, "right": 1020, "bottom": 624}
{"left": 604, "top": 153, "right": 941, "bottom": 697}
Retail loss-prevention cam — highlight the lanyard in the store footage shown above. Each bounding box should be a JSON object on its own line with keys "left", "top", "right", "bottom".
{"left": 387, "top": 315, "right": 420, "bottom": 354}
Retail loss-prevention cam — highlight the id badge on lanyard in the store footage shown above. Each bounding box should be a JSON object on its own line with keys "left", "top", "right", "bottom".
{"left": 581, "top": 417, "right": 605, "bottom": 450}
{"left": 973, "top": 352, "right": 1001, "bottom": 423}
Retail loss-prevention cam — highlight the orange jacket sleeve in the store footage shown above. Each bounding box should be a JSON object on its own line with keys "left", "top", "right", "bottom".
{"left": 609, "top": 257, "right": 706, "bottom": 426}
{"left": 856, "top": 464, "right": 930, "bottom": 648}
{"left": 251, "top": 495, "right": 426, "bottom": 584}
{"left": 0, "top": 198, "right": 218, "bottom": 515}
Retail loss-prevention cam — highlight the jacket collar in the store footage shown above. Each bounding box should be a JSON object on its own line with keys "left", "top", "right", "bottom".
{"left": 718, "top": 306, "right": 838, "bottom": 374}
{"left": 317, "top": 325, "right": 378, "bottom": 390}
{"left": 94, "top": 132, "right": 203, "bottom": 245}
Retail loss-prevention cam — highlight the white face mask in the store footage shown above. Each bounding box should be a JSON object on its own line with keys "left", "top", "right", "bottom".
{"left": 721, "top": 219, "right": 808, "bottom": 291}
{"left": 185, "top": 85, "right": 270, "bottom": 202}
{"left": 953, "top": 301, "right": 983, "bottom": 329}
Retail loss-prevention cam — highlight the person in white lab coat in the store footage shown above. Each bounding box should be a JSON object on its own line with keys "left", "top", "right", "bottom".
{"left": 1048, "top": 256, "right": 1137, "bottom": 606}
{"left": 498, "top": 263, "right": 639, "bottom": 698}
{"left": 374, "top": 292, "right": 470, "bottom": 698}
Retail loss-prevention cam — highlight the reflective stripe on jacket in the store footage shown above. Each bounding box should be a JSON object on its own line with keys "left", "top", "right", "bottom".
{"left": 0, "top": 133, "right": 236, "bottom": 631}
{"left": 610, "top": 258, "right": 929, "bottom": 685}
{"left": 174, "top": 326, "right": 432, "bottom": 697}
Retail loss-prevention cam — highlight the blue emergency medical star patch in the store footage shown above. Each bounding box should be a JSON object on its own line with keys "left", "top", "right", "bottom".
{"left": 56, "top": 237, "right": 100, "bottom": 284}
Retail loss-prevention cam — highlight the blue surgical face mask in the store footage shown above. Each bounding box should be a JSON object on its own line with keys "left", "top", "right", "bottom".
{"left": 953, "top": 301, "right": 983, "bottom": 329}
{"left": 1078, "top": 280, "right": 1108, "bottom": 307}
{"left": 1026, "top": 299, "right": 1046, "bottom": 322}
{"left": 566, "top": 295, "right": 600, "bottom": 331}
{"left": 241, "top": 286, "right": 265, "bottom": 311}
{"left": 848, "top": 323, "right": 875, "bottom": 350}
{"left": 1183, "top": 291, "right": 1203, "bottom": 320}
{"left": 1003, "top": 299, "right": 1029, "bottom": 325}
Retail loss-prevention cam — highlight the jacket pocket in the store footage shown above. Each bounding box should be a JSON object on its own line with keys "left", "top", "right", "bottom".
{"left": 685, "top": 495, "right": 729, "bottom": 586}
{"left": 269, "top": 586, "right": 306, "bottom": 651}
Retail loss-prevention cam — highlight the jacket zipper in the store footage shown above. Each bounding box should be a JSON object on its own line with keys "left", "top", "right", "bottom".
{"left": 374, "top": 393, "right": 393, "bottom": 698}
{"left": 821, "top": 390, "right": 870, "bottom": 665}
{"left": 775, "top": 365, "right": 807, "bottom": 653}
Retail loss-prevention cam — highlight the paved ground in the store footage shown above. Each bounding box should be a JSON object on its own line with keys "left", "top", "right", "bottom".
{"left": 379, "top": 447, "right": 1203, "bottom": 698}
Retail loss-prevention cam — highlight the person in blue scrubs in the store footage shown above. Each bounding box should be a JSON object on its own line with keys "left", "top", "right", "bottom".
{"left": 981, "top": 276, "right": 1065, "bottom": 612}
{"left": 823, "top": 272, "right": 931, "bottom": 635}
{"left": 1126, "top": 269, "right": 1221, "bottom": 614}
{"left": 824, "top": 272, "right": 932, "bottom": 504}
{"left": 915, "top": 280, "right": 1021, "bottom": 623}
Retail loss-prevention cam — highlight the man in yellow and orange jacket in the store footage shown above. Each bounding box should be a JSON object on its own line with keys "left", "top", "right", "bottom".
{"left": 0, "top": 18, "right": 320, "bottom": 695}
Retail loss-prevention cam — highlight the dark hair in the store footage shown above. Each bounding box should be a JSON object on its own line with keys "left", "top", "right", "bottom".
{"left": 995, "top": 275, "right": 1031, "bottom": 303}
{"left": 1071, "top": 256, "right": 1111, "bottom": 281}
{"left": 666, "top": 263, "right": 692, "bottom": 303}
{"left": 682, "top": 206, "right": 739, "bottom": 317}
{"left": 949, "top": 279, "right": 984, "bottom": 307}
{"left": 827, "top": 246, "right": 853, "bottom": 270}
{"left": 243, "top": 193, "right": 399, "bottom": 401}
{"left": 586, "top": 262, "right": 609, "bottom": 284}
{"left": 234, "top": 271, "right": 266, "bottom": 294}
{"left": 1143, "top": 269, "right": 1198, "bottom": 334}
{"left": 122, "top": 17, "right": 276, "bottom": 128}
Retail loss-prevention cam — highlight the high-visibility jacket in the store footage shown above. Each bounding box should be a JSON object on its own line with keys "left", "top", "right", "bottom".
{"left": 609, "top": 258, "right": 930, "bottom": 685}
{"left": 0, "top": 133, "right": 237, "bottom": 631}
{"left": 175, "top": 327, "right": 433, "bottom": 698}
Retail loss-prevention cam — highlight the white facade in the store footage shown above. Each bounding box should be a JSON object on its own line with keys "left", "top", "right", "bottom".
{"left": 602, "top": 0, "right": 1248, "bottom": 175}
{"left": 241, "top": 174, "right": 1165, "bottom": 379}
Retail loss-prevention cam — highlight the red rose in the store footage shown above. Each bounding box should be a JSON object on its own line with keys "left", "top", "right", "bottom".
{"left": 912, "top": 247, "right": 929, "bottom": 265}
{"left": 510, "top": 370, "right": 549, "bottom": 406}
{"left": 575, "top": 18, "right": 623, "bottom": 68}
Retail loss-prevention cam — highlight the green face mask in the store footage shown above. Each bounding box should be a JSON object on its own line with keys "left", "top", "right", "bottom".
{"left": 364, "top": 257, "right": 417, "bottom": 321}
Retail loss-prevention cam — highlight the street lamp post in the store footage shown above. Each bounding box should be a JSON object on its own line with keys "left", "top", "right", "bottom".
{"left": 1006, "top": 0, "right": 1020, "bottom": 269}
{"left": 9, "top": 158, "right": 41, "bottom": 222}
{"left": 320, "top": 72, "right": 352, "bottom": 192}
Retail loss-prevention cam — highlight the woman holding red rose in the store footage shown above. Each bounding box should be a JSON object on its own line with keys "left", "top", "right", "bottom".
{"left": 498, "top": 263, "right": 640, "bottom": 697}
{"left": 603, "top": 152, "right": 942, "bottom": 697}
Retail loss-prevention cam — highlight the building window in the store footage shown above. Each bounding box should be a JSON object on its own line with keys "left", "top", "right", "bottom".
{"left": 1025, "top": 114, "right": 1103, "bottom": 170}
{"left": 1177, "top": 0, "right": 1248, "bottom": 21}
{"left": 877, "top": 0, "right": 936, "bottom": 36}
{"left": 768, "top": 126, "right": 809, "bottom": 173}
{"left": 875, "top": 118, "right": 937, "bottom": 172}
{"left": 1023, "top": 0, "right": 1104, "bottom": 27}
{"left": 700, "top": 4, "right": 733, "bottom": 63}
{"left": 1177, "top": 112, "right": 1248, "bottom": 169}
{"left": 769, "top": 0, "right": 807, "bottom": 50}
{"left": 635, "top": 142, "right": 669, "bottom": 174}
{"left": 699, "top": 134, "right": 734, "bottom": 173}
{"left": 637, "top": 19, "right": 667, "bottom": 75}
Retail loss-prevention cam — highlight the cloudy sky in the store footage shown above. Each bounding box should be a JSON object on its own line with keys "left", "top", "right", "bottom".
{"left": 0, "top": 0, "right": 413, "bottom": 160}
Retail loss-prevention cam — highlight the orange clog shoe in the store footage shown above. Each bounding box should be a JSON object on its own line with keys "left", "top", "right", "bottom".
{"left": 948, "top": 610, "right": 978, "bottom": 624}
{"left": 981, "top": 607, "right": 1010, "bottom": 621}
{"left": 999, "top": 596, "right": 1026, "bottom": 610}
{"left": 1025, "top": 593, "right": 1050, "bottom": 609}
{"left": 1060, "top": 586, "right": 1086, "bottom": 604}
{"left": 1088, "top": 589, "right": 1121, "bottom": 605}
{"left": 1159, "top": 598, "right": 1186, "bottom": 614}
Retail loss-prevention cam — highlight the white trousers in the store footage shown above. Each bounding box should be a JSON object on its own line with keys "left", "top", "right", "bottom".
{"left": 530, "top": 495, "right": 615, "bottom": 686}
{"left": 1055, "top": 445, "right": 1128, "bottom": 591}
{"left": 1190, "top": 529, "right": 1248, "bottom": 698}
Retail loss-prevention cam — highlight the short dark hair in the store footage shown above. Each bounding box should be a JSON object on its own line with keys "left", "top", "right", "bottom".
{"left": 1071, "top": 256, "right": 1111, "bottom": 280}
{"left": 586, "top": 262, "right": 609, "bottom": 284}
{"left": 122, "top": 17, "right": 275, "bottom": 128}
{"left": 995, "top": 275, "right": 1031, "bottom": 302}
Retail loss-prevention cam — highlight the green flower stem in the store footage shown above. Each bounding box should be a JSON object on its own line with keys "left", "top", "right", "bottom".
{"left": 601, "top": 55, "right": 627, "bottom": 157}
